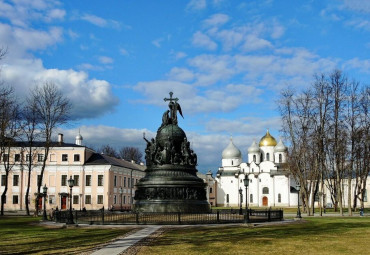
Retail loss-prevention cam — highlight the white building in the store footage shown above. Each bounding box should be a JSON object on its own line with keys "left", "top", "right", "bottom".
{"left": 216, "top": 131, "right": 298, "bottom": 207}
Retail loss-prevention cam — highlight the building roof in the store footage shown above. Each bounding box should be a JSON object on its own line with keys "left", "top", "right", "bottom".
{"left": 4, "top": 140, "right": 85, "bottom": 148}
{"left": 259, "top": 130, "right": 277, "bottom": 147}
{"left": 222, "top": 138, "right": 242, "bottom": 159}
{"left": 85, "top": 153, "right": 146, "bottom": 171}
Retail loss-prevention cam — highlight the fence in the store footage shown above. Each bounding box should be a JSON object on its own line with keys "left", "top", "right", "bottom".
{"left": 54, "top": 208, "right": 283, "bottom": 225}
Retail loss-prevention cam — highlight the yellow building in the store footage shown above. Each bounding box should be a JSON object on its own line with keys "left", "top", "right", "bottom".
{"left": 0, "top": 133, "right": 145, "bottom": 212}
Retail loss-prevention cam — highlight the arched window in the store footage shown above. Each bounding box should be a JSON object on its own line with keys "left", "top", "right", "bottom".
{"left": 278, "top": 193, "right": 281, "bottom": 203}
{"left": 253, "top": 155, "right": 256, "bottom": 162}
{"left": 266, "top": 153, "right": 270, "bottom": 161}
{"left": 250, "top": 194, "right": 253, "bottom": 203}
{"left": 226, "top": 194, "right": 229, "bottom": 203}
{"left": 231, "top": 160, "right": 233, "bottom": 165}
{"left": 262, "top": 187, "right": 269, "bottom": 194}
{"left": 261, "top": 153, "right": 263, "bottom": 161}
{"left": 279, "top": 154, "right": 282, "bottom": 163}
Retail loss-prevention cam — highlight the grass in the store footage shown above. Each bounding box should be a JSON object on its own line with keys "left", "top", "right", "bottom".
{"left": 138, "top": 217, "right": 370, "bottom": 255}
{"left": 0, "top": 216, "right": 135, "bottom": 254}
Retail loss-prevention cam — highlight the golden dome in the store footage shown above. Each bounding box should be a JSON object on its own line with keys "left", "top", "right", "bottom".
{"left": 259, "top": 130, "right": 277, "bottom": 147}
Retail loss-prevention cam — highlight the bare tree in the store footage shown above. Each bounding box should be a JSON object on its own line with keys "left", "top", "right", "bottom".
{"left": 31, "top": 82, "right": 71, "bottom": 214}
{"left": 21, "top": 94, "right": 42, "bottom": 215}
{"left": 0, "top": 85, "right": 21, "bottom": 215}
{"left": 119, "top": 147, "right": 143, "bottom": 163}
{"left": 99, "top": 144, "right": 118, "bottom": 158}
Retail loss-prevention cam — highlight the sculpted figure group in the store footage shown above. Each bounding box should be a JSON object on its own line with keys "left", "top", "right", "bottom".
{"left": 144, "top": 136, "right": 197, "bottom": 166}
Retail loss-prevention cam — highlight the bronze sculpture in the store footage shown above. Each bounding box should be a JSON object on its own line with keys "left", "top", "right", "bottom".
{"left": 134, "top": 92, "right": 210, "bottom": 213}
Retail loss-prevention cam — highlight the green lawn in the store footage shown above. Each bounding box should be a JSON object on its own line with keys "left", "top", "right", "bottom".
{"left": 0, "top": 216, "right": 135, "bottom": 254}
{"left": 138, "top": 217, "right": 370, "bottom": 255}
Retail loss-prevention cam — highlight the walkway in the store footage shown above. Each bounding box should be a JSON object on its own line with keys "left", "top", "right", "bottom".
{"left": 90, "top": 225, "right": 161, "bottom": 255}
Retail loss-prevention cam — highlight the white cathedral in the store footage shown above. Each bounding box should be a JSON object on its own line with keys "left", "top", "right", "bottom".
{"left": 216, "top": 130, "right": 298, "bottom": 207}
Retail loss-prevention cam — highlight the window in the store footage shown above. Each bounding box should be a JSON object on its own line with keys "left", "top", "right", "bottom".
{"left": 15, "top": 154, "right": 20, "bottom": 162}
{"left": 73, "top": 195, "right": 79, "bottom": 204}
{"left": 250, "top": 194, "right": 253, "bottom": 203}
{"left": 49, "top": 195, "right": 55, "bottom": 204}
{"left": 37, "top": 175, "right": 42, "bottom": 186}
{"left": 73, "top": 175, "right": 79, "bottom": 186}
{"left": 132, "top": 178, "right": 134, "bottom": 187}
{"left": 364, "top": 189, "right": 367, "bottom": 202}
{"left": 124, "top": 177, "right": 127, "bottom": 187}
{"left": 114, "top": 176, "right": 117, "bottom": 187}
{"left": 262, "top": 187, "right": 269, "bottom": 194}
{"left": 266, "top": 153, "right": 270, "bottom": 161}
{"left": 86, "top": 175, "right": 91, "bottom": 186}
{"left": 2, "top": 154, "right": 9, "bottom": 162}
{"left": 12, "top": 195, "right": 18, "bottom": 204}
{"left": 253, "top": 155, "right": 256, "bottom": 162}
{"left": 13, "top": 175, "right": 19, "bottom": 186}
{"left": 114, "top": 195, "right": 117, "bottom": 204}
{"left": 97, "top": 195, "right": 103, "bottom": 204}
{"left": 231, "top": 160, "right": 233, "bottom": 165}
{"left": 61, "top": 175, "right": 67, "bottom": 186}
{"left": 278, "top": 193, "right": 281, "bottom": 203}
{"left": 49, "top": 154, "right": 56, "bottom": 162}
{"left": 26, "top": 154, "right": 31, "bottom": 162}
{"left": 62, "top": 154, "right": 68, "bottom": 162}
{"left": 226, "top": 194, "right": 229, "bottom": 203}
{"left": 37, "top": 154, "right": 44, "bottom": 162}
{"left": 85, "top": 195, "right": 91, "bottom": 204}
{"left": 210, "top": 187, "right": 213, "bottom": 193}
{"left": 314, "top": 193, "right": 319, "bottom": 202}
{"left": 98, "top": 175, "right": 103, "bottom": 186}
{"left": 123, "top": 196, "right": 126, "bottom": 204}
{"left": 279, "top": 154, "right": 282, "bottom": 163}
{"left": 74, "top": 154, "right": 80, "bottom": 162}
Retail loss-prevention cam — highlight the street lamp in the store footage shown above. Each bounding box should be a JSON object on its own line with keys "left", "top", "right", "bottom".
{"left": 42, "top": 184, "right": 48, "bottom": 221}
{"left": 243, "top": 175, "right": 249, "bottom": 223}
{"left": 239, "top": 188, "right": 243, "bottom": 215}
{"left": 296, "top": 183, "right": 302, "bottom": 218}
{"left": 67, "top": 176, "right": 75, "bottom": 224}
{"left": 119, "top": 187, "right": 123, "bottom": 212}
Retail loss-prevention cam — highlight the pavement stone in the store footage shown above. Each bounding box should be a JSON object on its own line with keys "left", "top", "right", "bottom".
{"left": 90, "top": 225, "right": 161, "bottom": 255}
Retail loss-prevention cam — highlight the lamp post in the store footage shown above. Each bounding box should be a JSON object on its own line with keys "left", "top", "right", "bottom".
{"left": 243, "top": 175, "right": 249, "bottom": 223}
{"left": 239, "top": 187, "right": 243, "bottom": 215}
{"left": 67, "top": 176, "right": 75, "bottom": 224}
{"left": 119, "top": 187, "right": 123, "bottom": 212}
{"left": 296, "top": 183, "right": 302, "bottom": 218}
{"left": 42, "top": 184, "right": 48, "bottom": 221}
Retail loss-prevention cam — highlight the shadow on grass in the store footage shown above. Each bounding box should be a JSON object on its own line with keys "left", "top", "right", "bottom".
{"left": 0, "top": 216, "right": 132, "bottom": 255}
{"left": 147, "top": 217, "right": 370, "bottom": 253}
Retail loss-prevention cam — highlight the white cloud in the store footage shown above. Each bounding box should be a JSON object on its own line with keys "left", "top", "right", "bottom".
{"left": 81, "top": 14, "right": 107, "bottom": 27}
{"left": 203, "top": 14, "right": 229, "bottom": 27}
{"left": 186, "top": 0, "right": 207, "bottom": 11}
{"left": 192, "top": 31, "right": 218, "bottom": 50}
{"left": 152, "top": 39, "right": 162, "bottom": 48}
{"left": 99, "top": 56, "right": 114, "bottom": 64}
{"left": 241, "top": 34, "right": 272, "bottom": 52}
{"left": 133, "top": 79, "right": 262, "bottom": 114}
{"left": 345, "top": 58, "right": 370, "bottom": 73}
{"left": 0, "top": 0, "right": 64, "bottom": 27}
{"left": 341, "top": 0, "right": 370, "bottom": 13}
{"left": 0, "top": 23, "right": 63, "bottom": 58}
{"left": 2, "top": 59, "right": 119, "bottom": 119}
{"left": 80, "top": 14, "right": 123, "bottom": 29}
{"left": 119, "top": 48, "right": 129, "bottom": 56}
{"left": 167, "top": 67, "right": 195, "bottom": 82}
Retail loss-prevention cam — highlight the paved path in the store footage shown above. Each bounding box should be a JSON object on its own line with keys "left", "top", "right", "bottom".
{"left": 90, "top": 225, "right": 161, "bottom": 255}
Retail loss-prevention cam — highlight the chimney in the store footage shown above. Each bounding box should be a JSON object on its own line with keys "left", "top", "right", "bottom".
{"left": 58, "top": 133, "right": 63, "bottom": 144}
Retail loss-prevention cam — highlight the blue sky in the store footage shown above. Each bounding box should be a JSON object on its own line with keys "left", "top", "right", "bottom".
{"left": 0, "top": 0, "right": 369, "bottom": 173}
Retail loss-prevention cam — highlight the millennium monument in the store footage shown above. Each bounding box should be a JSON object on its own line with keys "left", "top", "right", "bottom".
{"left": 134, "top": 92, "right": 210, "bottom": 213}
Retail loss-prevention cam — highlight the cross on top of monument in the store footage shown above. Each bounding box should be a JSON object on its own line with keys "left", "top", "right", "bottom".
{"left": 164, "top": 92, "right": 178, "bottom": 103}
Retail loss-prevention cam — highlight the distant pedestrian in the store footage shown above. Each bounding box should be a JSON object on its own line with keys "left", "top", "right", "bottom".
{"left": 360, "top": 207, "right": 364, "bottom": 217}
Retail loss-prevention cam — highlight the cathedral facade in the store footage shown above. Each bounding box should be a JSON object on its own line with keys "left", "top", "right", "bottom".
{"left": 216, "top": 131, "right": 298, "bottom": 207}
